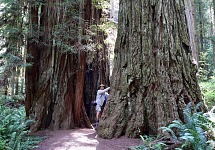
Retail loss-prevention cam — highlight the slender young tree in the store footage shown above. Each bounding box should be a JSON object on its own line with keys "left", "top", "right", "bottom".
{"left": 98, "top": 0, "right": 206, "bottom": 138}
{"left": 197, "top": 0, "right": 204, "bottom": 52}
{"left": 213, "top": 0, "right": 215, "bottom": 66}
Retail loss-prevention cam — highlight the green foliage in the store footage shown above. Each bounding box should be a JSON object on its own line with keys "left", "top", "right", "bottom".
{"left": 200, "top": 77, "right": 215, "bottom": 109}
{"left": 0, "top": 104, "right": 44, "bottom": 150}
{"left": 198, "top": 52, "right": 214, "bottom": 81}
{"left": 195, "top": 0, "right": 214, "bottom": 78}
{"left": 0, "top": 0, "right": 27, "bottom": 85}
{"left": 160, "top": 102, "right": 215, "bottom": 150}
{"left": 0, "top": 137, "right": 7, "bottom": 150}
{"left": 98, "top": 21, "right": 117, "bottom": 33}
{"left": 92, "top": 0, "right": 110, "bottom": 9}
{"left": 131, "top": 135, "right": 167, "bottom": 150}
{"left": 19, "top": 136, "right": 45, "bottom": 150}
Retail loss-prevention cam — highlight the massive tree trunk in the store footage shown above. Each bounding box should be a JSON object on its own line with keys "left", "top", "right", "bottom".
{"left": 98, "top": 0, "right": 206, "bottom": 138}
{"left": 26, "top": 0, "right": 109, "bottom": 131}
{"left": 26, "top": 0, "right": 91, "bottom": 131}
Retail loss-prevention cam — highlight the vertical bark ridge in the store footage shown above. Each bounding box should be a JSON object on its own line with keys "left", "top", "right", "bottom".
{"left": 26, "top": 5, "right": 40, "bottom": 118}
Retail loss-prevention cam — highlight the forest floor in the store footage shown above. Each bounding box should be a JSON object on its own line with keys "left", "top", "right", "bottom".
{"left": 33, "top": 128, "right": 142, "bottom": 150}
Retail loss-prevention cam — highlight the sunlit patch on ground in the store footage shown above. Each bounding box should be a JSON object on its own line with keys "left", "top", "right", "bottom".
{"left": 35, "top": 129, "right": 98, "bottom": 150}
{"left": 35, "top": 128, "right": 141, "bottom": 150}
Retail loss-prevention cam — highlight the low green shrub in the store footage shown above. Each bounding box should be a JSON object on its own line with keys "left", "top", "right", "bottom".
{"left": 20, "top": 136, "right": 45, "bottom": 150}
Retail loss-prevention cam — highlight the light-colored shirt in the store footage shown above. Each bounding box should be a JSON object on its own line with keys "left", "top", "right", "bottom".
{"left": 96, "top": 87, "right": 110, "bottom": 106}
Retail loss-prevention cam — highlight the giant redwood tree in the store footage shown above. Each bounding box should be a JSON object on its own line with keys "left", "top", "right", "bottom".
{"left": 98, "top": 0, "right": 206, "bottom": 138}
{"left": 26, "top": 0, "right": 109, "bottom": 131}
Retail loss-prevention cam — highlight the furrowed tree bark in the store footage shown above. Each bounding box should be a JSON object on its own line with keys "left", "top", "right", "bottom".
{"left": 26, "top": 4, "right": 39, "bottom": 118}
{"left": 185, "top": 0, "right": 199, "bottom": 65}
{"left": 98, "top": 0, "right": 206, "bottom": 138}
{"left": 74, "top": 51, "right": 91, "bottom": 127}
{"left": 26, "top": 0, "right": 91, "bottom": 131}
{"left": 26, "top": 0, "right": 109, "bottom": 131}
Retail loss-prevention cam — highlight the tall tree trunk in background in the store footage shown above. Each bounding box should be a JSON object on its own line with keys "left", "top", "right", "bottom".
{"left": 15, "top": 76, "right": 19, "bottom": 95}
{"left": 11, "top": 73, "right": 15, "bottom": 95}
{"left": 98, "top": 0, "right": 206, "bottom": 138}
{"left": 25, "top": 4, "right": 40, "bottom": 118}
{"left": 15, "top": 67, "right": 21, "bottom": 95}
{"left": 198, "top": 0, "right": 204, "bottom": 52}
{"left": 213, "top": 0, "right": 215, "bottom": 67}
{"left": 185, "top": 0, "right": 199, "bottom": 65}
{"left": 26, "top": 0, "right": 109, "bottom": 131}
{"left": 4, "top": 79, "right": 9, "bottom": 96}
{"left": 20, "top": 78, "right": 24, "bottom": 94}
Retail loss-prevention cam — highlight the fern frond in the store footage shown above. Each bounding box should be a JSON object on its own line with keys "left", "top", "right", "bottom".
{"left": 195, "top": 102, "right": 203, "bottom": 112}
{"left": 183, "top": 103, "right": 193, "bottom": 128}
{"left": 179, "top": 132, "right": 194, "bottom": 141}
{"left": 195, "top": 127, "right": 207, "bottom": 144}
{"left": 168, "top": 120, "right": 185, "bottom": 131}
{"left": 159, "top": 127, "right": 178, "bottom": 141}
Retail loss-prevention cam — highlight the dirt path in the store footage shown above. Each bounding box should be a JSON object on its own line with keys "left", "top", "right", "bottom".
{"left": 34, "top": 129, "right": 141, "bottom": 150}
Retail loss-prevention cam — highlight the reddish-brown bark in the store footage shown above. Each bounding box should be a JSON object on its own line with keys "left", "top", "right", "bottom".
{"left": 26, "top": 0, "right": 109, "bottom": 131}
{"left": 74, "top": 52, "right": 91, "bottom": 127}
{"left": 25, "top": 5, "right": 40, "bottom": 118}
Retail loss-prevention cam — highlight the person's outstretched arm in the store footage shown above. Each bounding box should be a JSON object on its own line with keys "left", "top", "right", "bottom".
{"left": 97, "top": 87, "right": 110, "bottom": 95}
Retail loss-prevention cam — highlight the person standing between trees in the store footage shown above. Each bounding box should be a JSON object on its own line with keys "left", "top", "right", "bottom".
{"left": 95, "top": 84, "right": 110, "bottom": 130}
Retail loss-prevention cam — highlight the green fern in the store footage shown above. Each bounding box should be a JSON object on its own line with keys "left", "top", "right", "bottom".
{"left": 0, "top": 105, "right": 43, "bottom": 150}
{"left": 0, "top": 137, "right": 6, "bottom": 150}
{"left": 160, "top": 102, "right": 215, "bottom": 150}
{"left": 132, "top": 135, "right": 167, "bottom": 150}
{"left": 159, "top": 126, "right": 178, "bottom": 142}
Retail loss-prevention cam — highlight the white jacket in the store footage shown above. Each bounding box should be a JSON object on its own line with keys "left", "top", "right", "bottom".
{"left": 96, "top": 87, "right": 110, "bottom": 106}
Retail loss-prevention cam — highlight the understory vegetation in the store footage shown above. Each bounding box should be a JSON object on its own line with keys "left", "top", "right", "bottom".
{"left": 132, "top": 103, "right": 215, "bottom": 150}
{"left": 0, "top": 97, "right": 45, "bottom": 150}
{"left": 200, "top": 77, "right": 215, "bottom": 109}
